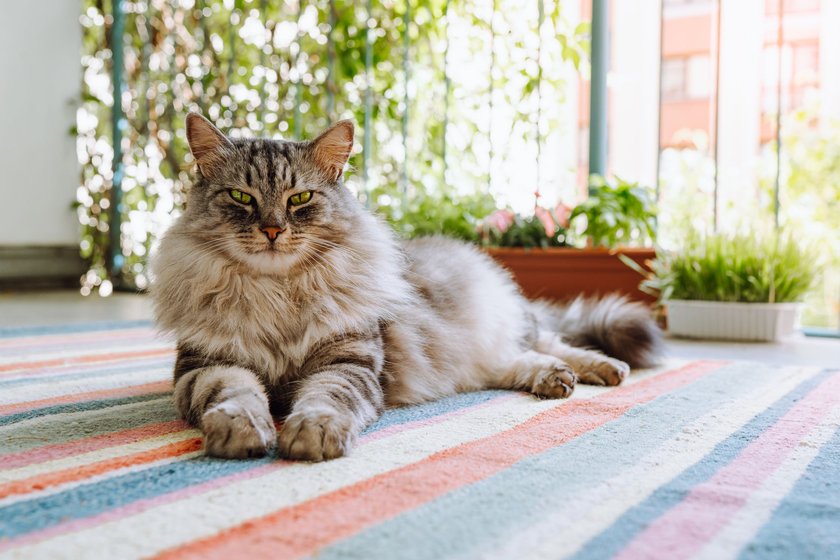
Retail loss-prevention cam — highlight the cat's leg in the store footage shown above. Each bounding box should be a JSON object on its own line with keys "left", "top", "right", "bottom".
{"left": 497, "top": 350, "right": 578, "bottom": 399}
{"left": 534, "top": 331, "right": 630, "bottom": 386}
{"left": 174, "top": 360, "right": 275, "bottom": 459}
{"left": 278, "top": 332, "right": 385, "bottom": 462}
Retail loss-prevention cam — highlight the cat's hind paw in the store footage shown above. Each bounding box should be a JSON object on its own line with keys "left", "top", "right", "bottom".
{"left": 576, "top": 357, "right": 630, "bottom": 387}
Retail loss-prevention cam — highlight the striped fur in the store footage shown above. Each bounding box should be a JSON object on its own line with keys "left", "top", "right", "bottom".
{"left": 150, "top": 114, "right": 662, "bottom": 461}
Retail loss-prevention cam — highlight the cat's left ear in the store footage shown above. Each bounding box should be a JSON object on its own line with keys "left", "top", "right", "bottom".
{"left": 185, "top": 112, "right": 234, "bottom": 176}
{"left": 310, "top": 120, "right": 354, "bottom": 182}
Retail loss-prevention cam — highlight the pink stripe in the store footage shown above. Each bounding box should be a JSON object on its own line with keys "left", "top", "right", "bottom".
{"left": 613, "top": 370, "right": 840, "bottom": 560}
{"left": 1, "top": 391, "right": 516, "bottom": 549}
{"left": 2, "top": 421, "right": 188, "bottom": 469}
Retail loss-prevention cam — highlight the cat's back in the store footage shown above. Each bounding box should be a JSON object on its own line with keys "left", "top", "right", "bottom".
{"left": 401, "top": 236, "right": 516, "bottom": 297}
{"left": 400, "top": 235, "right": 526, "bottom": 331}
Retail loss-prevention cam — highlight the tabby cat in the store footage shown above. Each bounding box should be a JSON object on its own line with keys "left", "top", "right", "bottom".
{"left": 150, "top": 113, "right": 661, "bottom": 461}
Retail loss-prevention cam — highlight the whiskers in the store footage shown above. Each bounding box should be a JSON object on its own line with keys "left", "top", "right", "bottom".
{"left": 289, "top": 234, "right": 371, "bottom": 279}
{"left": 163, "top": 232, "right": 237, "bottom": 273}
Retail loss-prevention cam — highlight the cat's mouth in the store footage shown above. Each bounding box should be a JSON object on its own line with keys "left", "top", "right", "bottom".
{"left": 239, "top": 245, "right": 303, "bottom": 275}
{"left": 254, "top": 244, "right": 292, "bottom": 255}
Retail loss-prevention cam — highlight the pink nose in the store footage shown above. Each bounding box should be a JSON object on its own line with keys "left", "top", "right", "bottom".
{"left": 259, "top": 226, "right": 284, "bottom": 241}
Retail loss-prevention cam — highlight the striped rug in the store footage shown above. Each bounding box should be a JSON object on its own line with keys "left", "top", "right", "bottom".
{"left": 1, "top": 322, "right": 838, "bottom": 560}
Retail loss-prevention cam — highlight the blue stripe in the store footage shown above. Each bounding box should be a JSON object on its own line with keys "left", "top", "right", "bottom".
{"left": 0, "top": 358, "right": 173, "bottom": 389}
{"left": 739, "top": 409, "right": 840, "bottom": 559}
{"left": 568, "top": 368, "right": 834, "bottom": 560}
{"left": 362, "top": 390, "right": 509, "bottom": 434}
{"left": 0, "top": 320, "right": 153, "bottom": 339}
{"left": 313, "top": 364, "right": 819, "bottom": 560}
{"left": 0, "top": 390, "right": 508, "bottom": 540}
{"left": 0, "top": 392, "right": 172, "bottom": 427}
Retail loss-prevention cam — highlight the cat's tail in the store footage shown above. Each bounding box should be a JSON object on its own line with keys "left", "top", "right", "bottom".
{"left": 530, "top": 294, "right": 663, "bottom": 369}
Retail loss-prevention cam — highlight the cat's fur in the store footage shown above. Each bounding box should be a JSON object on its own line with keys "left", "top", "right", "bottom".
{"left": 150, "top": 114, "right": 662, "bottom": 461}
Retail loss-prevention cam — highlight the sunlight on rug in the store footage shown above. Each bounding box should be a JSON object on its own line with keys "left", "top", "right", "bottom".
{"left": 0, "top": 322, "right": 838, "bottom": 559}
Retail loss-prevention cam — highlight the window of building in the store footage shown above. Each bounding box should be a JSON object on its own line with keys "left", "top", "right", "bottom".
{"left": 662, "top": 58, "right": 687, "bottom": 101}
{"left": 662, "top": 55, "right": 712, "bottom": 101}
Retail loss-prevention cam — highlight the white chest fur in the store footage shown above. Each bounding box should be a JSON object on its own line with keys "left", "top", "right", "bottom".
{"left": 152, "top": 232, "right": 409, "bottom": 382}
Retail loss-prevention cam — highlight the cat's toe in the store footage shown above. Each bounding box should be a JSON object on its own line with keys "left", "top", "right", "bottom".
{"left": 201, "top": 400, "right": 276, "bottom": 459}
{"left": 278, "top": 412, "right": 354, "bottom": 462}
{"left": 578, "top": 358, "right": 630, "bottom": 387}
{"left": 533, "top": 361, "right": 577, "bottom": 399}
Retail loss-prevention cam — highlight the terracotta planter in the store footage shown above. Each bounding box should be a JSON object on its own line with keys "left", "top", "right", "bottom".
{"left": 484, "top": 247, "right": 656, "bottom": 303}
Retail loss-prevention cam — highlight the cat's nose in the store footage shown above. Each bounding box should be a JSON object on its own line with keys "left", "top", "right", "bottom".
{"left": 259, "top": 225, "right": 285, "bottom": 241}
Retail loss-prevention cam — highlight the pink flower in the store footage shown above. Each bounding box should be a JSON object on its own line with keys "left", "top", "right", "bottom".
{"left": 534, "top": 206, "right": 556, "bottom": 237}
{"left": 484, "top": 209, "right": 515, "bottom": 233}
{"left": 552, "top": 202, "right": 573, "bottom": 228}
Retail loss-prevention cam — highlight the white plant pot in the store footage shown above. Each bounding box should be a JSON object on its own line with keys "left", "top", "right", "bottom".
{"left": 667, "top": 299, "right": 801, "bottom": 342}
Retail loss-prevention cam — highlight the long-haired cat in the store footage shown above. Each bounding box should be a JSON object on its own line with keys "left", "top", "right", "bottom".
{"left": 151, "top": 113, "right": 661, "bottom": 461}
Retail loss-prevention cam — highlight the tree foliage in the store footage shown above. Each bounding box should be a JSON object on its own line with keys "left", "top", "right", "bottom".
{"left": 77, "top": 0, "right": 588, "bottom": 292}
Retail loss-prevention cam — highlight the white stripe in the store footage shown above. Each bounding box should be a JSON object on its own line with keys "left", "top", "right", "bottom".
{"left": 0, "top": 328, "right": 158, "bottom": 350}
{"left": 693, "top": 402, "right": 840, "bottom": 560}
{"left": 5, "top": 372, "right": 668, "bottom": 560}
{"left": 0, "top": 368, "right": 171, "bottom": 406}
{"left": 0, "top": 336, "right": 167, "bottom": 359}
{"left": 476, "top": 365, "right": 822, "bottom": 560}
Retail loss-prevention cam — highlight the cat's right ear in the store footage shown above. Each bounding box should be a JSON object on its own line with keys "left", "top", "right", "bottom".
{"left": 185, "top": 113, "right": 234, "bottom": 175}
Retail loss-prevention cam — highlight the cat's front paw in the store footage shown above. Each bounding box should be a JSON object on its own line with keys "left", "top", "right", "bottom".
{"left": 278, "top": 411, "right": 354, "bottom": 462}
{"left": 201, "top": 400, "right": 276, "bottom": 459}
{"left": 577, "top": 357, "right": 630, "bottom": 386}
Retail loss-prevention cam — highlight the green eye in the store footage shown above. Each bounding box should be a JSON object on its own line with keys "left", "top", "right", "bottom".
{"left": 289, "top": 191, "right": 313, "bottom": 206}
{"left": 229, "top": 189, "right": 252, "bottom": 204}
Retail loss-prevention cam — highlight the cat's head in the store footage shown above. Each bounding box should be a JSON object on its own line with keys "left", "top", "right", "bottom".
{"left": 179, "top": 113, "right": 358, "bottom": 275}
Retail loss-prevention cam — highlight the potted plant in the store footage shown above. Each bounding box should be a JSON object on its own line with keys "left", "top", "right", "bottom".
{"left": 630, "top": 232, "right": 819, "bottom": 341}
{"left": 370, "top": 177, "right": 658, "bottom": 303}
{"left": 481, "top": 177, "right": 658, "bottom": 302}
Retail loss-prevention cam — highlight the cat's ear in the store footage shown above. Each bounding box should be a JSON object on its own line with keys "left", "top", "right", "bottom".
{"left": 310, "top": 120, "right": 354, "bottom": 182}
{"left": 185, "top": 112, "right": 234, "bottom": 175}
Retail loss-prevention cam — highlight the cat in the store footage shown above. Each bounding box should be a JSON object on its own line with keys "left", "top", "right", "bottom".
{"left": 150, "top": 113, "right": 662, "bottom": 461}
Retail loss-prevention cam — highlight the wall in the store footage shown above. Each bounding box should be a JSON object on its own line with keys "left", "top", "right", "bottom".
{"left": 0, "top": 2, "right": 83, "bottom": 285}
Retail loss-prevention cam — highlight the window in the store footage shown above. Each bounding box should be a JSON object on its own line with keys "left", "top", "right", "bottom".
{"left": 662, "top": 55, "right": 711, "bottom": 101}
{"left": 662, "top": 58, "right": 687, "bottom": 101}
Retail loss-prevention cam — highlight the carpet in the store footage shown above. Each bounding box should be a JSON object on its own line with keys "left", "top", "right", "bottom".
{"left": 0, "top": 321, "right": 838, "bottom": 559}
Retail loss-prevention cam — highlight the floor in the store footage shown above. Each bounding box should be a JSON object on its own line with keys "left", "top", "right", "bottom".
{"left": 1, "top": 290, "right": 839, "bottom": 368}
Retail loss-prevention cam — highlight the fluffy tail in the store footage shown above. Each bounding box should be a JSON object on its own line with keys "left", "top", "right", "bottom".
{"left": 531, "top": 294, "right": 663, "bottom": 369}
